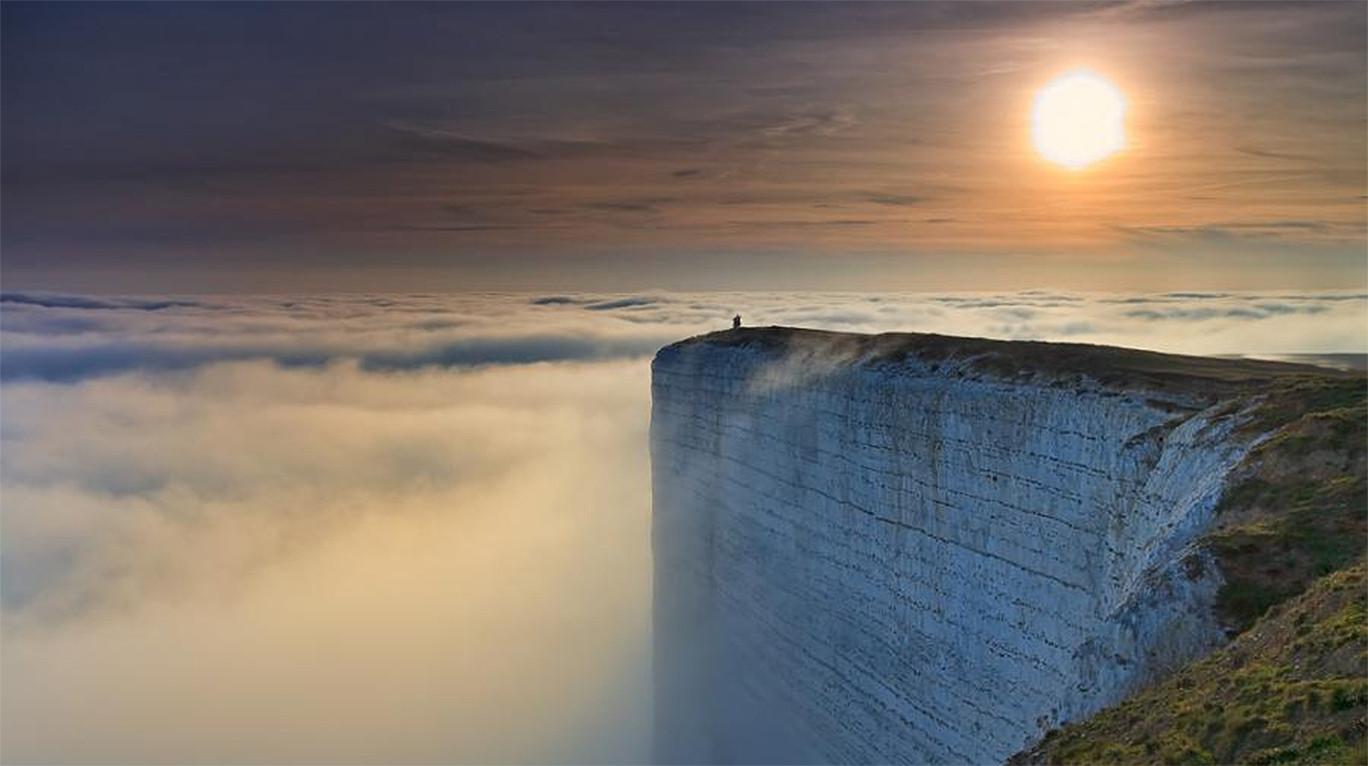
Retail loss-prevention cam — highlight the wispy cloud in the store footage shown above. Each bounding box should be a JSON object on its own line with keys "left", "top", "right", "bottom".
{"left": 759, "top": 107, "right": 858, "bottom": 138}
{"left": 5, "top": 2, "right": 1363, "bottom": 286}
{"left": 862, "top": 192, "right": 926, "bottom": 207}
{"left": 0, "top": 292, "right": 210, "bottom": 311}
{"left": 582, "top": 197, "right": 678, "bottom": 213}
{"left": 382, "top": 122, "right": 545, "bottom": 163}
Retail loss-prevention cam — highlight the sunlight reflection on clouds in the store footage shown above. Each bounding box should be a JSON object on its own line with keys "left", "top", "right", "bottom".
{"left": 1, "top": 290, "right": 1362, "bottom": 763}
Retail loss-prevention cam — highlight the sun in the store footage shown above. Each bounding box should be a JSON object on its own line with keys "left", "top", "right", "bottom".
{"left": 1031, "top": 70, "right": 1126, "bottom": 170}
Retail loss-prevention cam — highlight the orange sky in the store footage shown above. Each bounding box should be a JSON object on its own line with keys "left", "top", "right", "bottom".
{"left": 3, "top": 2, "right": 1365, "bottom": 291}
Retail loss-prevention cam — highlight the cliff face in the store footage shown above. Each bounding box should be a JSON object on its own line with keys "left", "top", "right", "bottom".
{"left": 651, "top": 328, "right": 1331, "bottom": 765}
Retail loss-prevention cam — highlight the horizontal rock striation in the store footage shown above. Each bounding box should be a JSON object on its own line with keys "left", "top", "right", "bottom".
{"left": 651, "top": 328, "right": 1327, "bottom": 764}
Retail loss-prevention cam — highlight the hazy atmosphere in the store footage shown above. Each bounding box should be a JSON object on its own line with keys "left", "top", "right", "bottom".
{"left": 4, "top": 289, "right": 1365, "bottom": 762}
{"left": 2, "top": 1, "right": 1365, "bottom": 764}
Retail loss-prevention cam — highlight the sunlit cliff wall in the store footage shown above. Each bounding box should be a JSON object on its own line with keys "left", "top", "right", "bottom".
{"left": 651, "top": 329, "right": 1265, "bottom": 765}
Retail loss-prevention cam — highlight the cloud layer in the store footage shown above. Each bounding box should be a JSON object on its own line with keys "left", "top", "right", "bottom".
{"left": 3, "top": 288, "right": 1364, "bottom": 383}
{"left": 4, "top": 4, "right": 1364, "bottom": 290}
{"left": 3, "top": 356, "right": 654, "bottom": 763}
{"left": 1, "top": 290, "right": 1363, "bottom": 763}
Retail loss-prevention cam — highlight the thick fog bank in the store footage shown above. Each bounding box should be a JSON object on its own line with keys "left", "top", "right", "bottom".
{"left": 1, "top": 290, "right": 1363, "bottom": 763}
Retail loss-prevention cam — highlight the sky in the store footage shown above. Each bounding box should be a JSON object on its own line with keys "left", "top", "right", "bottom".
{"left": 3, "top": 1, "right": 1365, "bottom": 292}
{"left": 2, "top": 3, "right": 1366, "bottom": 763}
{"left": 2, "top": 288, "right": 1365, "bottom": 763}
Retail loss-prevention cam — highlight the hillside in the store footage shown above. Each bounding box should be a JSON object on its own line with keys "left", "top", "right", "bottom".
{"left": 1015, "top": 374, "right": 1367, "bottom": 765}
{"left": 1012, "top": 563, "right": 1366, "bottom": 765}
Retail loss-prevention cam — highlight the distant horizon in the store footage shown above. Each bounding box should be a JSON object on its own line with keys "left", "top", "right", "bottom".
{"left": 4, "top": 267, "right": 1365, "bottom": 295}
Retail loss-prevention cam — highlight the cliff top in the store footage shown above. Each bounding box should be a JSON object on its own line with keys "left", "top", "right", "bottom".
{"left": 665, "top": 326, "right": 1357, "bottom": 400}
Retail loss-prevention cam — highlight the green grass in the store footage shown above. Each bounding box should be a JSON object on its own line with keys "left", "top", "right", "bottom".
{"left": 1015, "top": 565, "right": 1368, "bottom": 766}
{"left": 1237, "top": 377, "right": 1368, "bottom": 439}
{"left": 1206, "top": 379, "right": 1367, "bottom": 632}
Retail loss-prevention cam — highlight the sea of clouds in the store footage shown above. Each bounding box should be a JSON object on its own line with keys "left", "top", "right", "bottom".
{"left": 2, "top": 289, "right": 1364, "bottom": 763}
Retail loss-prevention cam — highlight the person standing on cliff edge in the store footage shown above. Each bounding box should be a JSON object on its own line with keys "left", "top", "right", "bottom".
{"left": 733, "top": 314, "right": 742, "bottom": 329}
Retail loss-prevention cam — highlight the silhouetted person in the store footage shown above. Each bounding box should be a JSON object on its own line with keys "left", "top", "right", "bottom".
{"left": 733, "top": 314, "right": 742, "bottom": 329}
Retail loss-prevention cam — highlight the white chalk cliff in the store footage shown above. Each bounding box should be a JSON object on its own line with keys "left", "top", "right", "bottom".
{"left": 651, "top": 328, "right": 1293, "bottom": 765}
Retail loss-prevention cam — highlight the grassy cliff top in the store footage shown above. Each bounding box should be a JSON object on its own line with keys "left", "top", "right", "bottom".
{"left": 667, "top": 326, "right": 1353, "bottom": 401}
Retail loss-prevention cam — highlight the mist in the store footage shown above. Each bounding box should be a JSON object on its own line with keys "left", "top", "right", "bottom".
{"left": 2, "top": 358, "right": 653, "bottom": 763}
{"left": 2, "top": 290, "right": 1363, "bottom": 763}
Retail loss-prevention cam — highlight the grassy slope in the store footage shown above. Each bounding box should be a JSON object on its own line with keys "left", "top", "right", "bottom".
{"left": 1014, "top": 563, "right": 1366, "bottom": 766}
{"left": 1210, "top": 377, "right": 1367, "bottom": 633}
{"left": 1017, "top": 376, "right": 1368, "bottom": 766}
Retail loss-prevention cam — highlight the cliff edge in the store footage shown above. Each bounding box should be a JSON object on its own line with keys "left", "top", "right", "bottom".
{"left": 652, "top": 327, "right": 1364, "bottom": 765}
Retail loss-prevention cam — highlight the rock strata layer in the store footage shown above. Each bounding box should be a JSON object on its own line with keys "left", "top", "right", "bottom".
{"left": 651, "top": 328, "right": 1314, "bottom": 764}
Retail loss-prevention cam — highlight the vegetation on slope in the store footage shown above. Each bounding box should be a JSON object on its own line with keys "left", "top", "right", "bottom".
{"left": 1017, "top": 374, "right": 1368, "bottom": 766}
{"left": 1016, "top": 563, "right": 1367, "bottom": 765}
{"left": 1210, "top": 377, "right": 1367, "bottom": 633}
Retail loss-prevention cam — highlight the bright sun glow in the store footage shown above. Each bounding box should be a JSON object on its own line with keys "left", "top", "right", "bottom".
{"left": 1032, "top": 70, "right": 1127, "bottom": 169}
